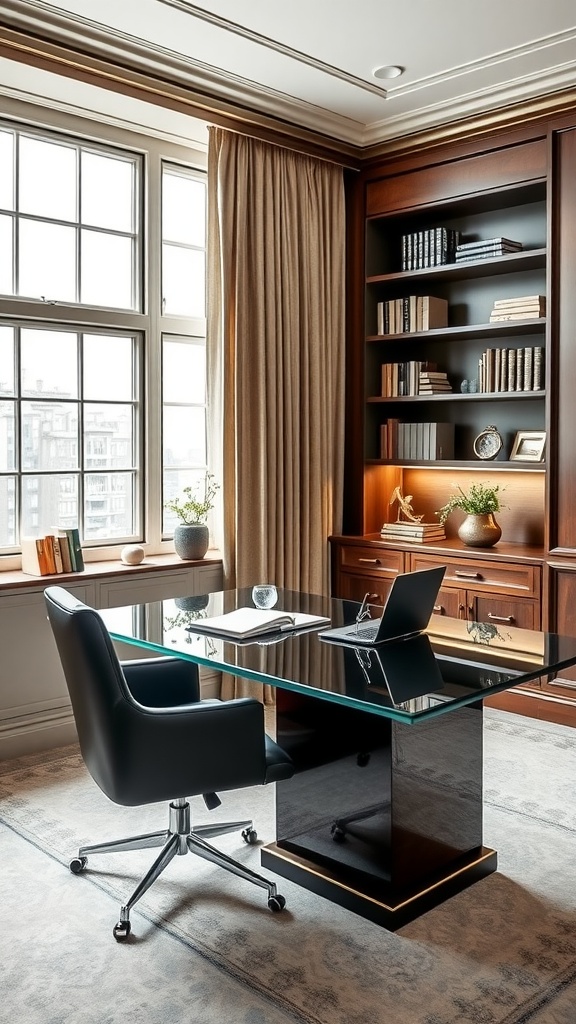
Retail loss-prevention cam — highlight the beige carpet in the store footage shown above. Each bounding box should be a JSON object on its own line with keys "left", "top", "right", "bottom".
{"left": 1, "top": 711, "right": 575, "bottom": 1024}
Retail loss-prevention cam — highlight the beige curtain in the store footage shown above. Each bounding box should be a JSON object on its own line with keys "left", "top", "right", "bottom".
{"left": 206, "top": 128, "right": 346, "bottom": 699}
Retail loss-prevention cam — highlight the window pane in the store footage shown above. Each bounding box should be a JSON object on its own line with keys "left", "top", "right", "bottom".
{"left": 0, "top": 400, "right": 16, "bottom": 470}
{"left": 21, "top": 473, "right": 78, "bottom": 536}
{"left": 0, "top": 214, "right": 13, "bottom": 294}
{"left": 163, "top": 468, "right": 204, "bottom": 532}
{"left": 19, "top": 220, "right": 76, "bottom": 301}
{"left": 0, "top": 476, "right": 16, "bottom": 545}
{"left": 162, "top": 171, "right": 205, "bottom": 246}
{"left": 84, "top": 403, "right": 134, "bottom": 469}
{"left": 81, "top": 152, "right": 134, "bottom": 231}
{"left": 0, "top": 131, "right": 14, "bottom": 209}
{"left": 163, "top": 337, "right": 205, "bottom": 404}
{"left": 81, "top": 230, "right": 133, "bottom": 309}
{"left": 162, "top": 244, "right": 205, "bottom": 317}
{"left": 21, "top": 401, "right": 79, "bottom": 471}
{"left": 0, "top": 325, "right": 15, "bottom": 394}
{"left": 19, "top": 136, "right": 76, "bottom": 221}
{"left": 84, "top": 334, "right": 135, "bottom": 400}
{"left": 21, "top": 328, "right": 78, "bottom": 398}
{"left": 163, "top": 406, "right": 205, "bottom": 468}
{"left": 84, "top": 471, "right": 136, "bottom": 539}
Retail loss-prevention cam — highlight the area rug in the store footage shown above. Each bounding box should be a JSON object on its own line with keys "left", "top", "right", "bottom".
{"left": 1, "top": 710, "right": 575, "bottom": 1024}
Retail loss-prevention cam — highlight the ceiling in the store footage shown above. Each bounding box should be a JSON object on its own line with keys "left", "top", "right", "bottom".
{"left": 1, "top": 0, "right": 576, "bottom": 152}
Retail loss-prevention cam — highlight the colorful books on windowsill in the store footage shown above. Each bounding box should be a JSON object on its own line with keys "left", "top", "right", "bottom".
{"left": 21, "top": 529, "right": 84, "bottom": 576}
{"left": 380, "top": 521, "right": 446, "bottom": 543}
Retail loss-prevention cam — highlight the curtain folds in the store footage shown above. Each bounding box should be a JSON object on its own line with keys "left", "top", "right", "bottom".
{"left": 207, "top": 128, "right": 346, "bottom": 699}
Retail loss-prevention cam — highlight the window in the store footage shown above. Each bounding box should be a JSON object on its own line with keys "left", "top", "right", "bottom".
{"left": 161, "top": 166, "right": 208, "bottom": 535}
{"left": 0, "top": 112, "right": 207, "bottom": 564}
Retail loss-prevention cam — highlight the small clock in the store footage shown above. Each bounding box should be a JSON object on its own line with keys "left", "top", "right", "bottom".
{"left": 473, "top": 424, "right": 503, "bottom": 461}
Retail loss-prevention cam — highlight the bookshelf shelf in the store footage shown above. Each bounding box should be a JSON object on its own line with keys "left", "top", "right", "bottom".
{"left": 366, "top": 248, "right": 546, "bottom": 285}
{"left": 368, "top": 391, "right": 545, "bottom": 404}
{"left": 366, "top": 459, "right": 546, "bottom": 472}
{"left": 366, "top": 319, "right": 546, "bottom": 344}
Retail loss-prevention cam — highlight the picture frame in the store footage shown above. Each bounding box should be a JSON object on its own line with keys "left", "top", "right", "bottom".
{"left": 509, "top": 429, "right": 546, "bottom": 462}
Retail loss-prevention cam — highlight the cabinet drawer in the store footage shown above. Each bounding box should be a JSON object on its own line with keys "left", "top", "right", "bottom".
{"left": 338, "top": 572, "right": 395, "bottom": 609}
{"left": 471, "top": 594, "right": 538, "bottom": 630}
{"left": 433, "top": 587, "right": 462, "bottom": 618}
{"left": 340, "top": 545, "right": 404, "bottom": 575}
{"left": 409, "top": 552, "right": 540, "bottom": 598}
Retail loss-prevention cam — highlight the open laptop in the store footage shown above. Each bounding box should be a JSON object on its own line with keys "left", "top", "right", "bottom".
{"left": 320, "top": 565, "right": 446, "bottom": 646}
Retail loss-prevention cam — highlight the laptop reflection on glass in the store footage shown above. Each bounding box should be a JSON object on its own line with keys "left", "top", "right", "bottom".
{"left": 320, "top": 566, "right": 446, "bottom": 647}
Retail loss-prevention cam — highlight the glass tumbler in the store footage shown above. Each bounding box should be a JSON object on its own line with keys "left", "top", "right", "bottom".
{"left": 252, "top": 584, "right": 278, "bottom": 609}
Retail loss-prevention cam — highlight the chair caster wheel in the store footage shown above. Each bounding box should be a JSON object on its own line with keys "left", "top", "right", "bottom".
{"left": 113, "top": 921, "right": 131, "bottom": 941}
{"left": 242, "top": 827, "right": 258, "bottom": 845}
{"left": 268, "top": 894, "right": 286, "bottom": 912}
{"left": 69, "top": 856, "right": 88, "bottom": 874}
{"left": 331, "top": 826, "right": 346, "bottom": 843}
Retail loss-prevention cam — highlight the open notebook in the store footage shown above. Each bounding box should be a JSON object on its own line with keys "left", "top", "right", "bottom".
{"left": 320, "top": 565, "right": 446, "bottom": 647}
{"left": 185, "top": 606, "right": 331, "bottom": 641}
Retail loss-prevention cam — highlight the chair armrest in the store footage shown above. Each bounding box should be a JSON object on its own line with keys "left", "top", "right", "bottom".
{"left": 122, "top": 656, "right": 200, "bottom": 708}
{"left": 116, "top": 696, "right": 271, "bottom": 803}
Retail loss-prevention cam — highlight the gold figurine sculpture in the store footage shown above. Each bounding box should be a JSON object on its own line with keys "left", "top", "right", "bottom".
{"left": 389, "top": 485, "right": 424, "bottom": 523}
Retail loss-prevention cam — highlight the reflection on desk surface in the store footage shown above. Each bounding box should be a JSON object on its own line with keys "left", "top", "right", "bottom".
{"left": 101, "top": 587, "right": 576, "bottom": 723}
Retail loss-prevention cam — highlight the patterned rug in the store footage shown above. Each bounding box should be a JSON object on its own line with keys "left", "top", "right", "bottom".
{"left": 1, "top": 710, "right": 575, "bottom": 1024}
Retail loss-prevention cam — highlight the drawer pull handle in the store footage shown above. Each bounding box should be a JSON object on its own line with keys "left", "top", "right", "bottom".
{"left": 358, "top": 558, "right": 381, "bottom": 565}
{"left": 433, "top": 604, "right": 444, "bottom": 614}
{"left": 454, "top": 570, "right": 482, "bottom": 580}
{"left": 487, "top": 613, "right": 515, "bottom": 624}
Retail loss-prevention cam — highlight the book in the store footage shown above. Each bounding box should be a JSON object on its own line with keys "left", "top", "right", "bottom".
{"left": 489, "top": 312, "right": 544, "bottom": 321}
{"left": 457, "top": 237, "right": 523, "bottom": 251}
{"left": 65, "top": 528, "right": 84, "bottom": 572}
{"left": 185, "top": 606, "right": 331, "bottom": 641}
{"left": 43, "top": 535, "right": 57, "bottom": 575}
{"left": 381, "top": 523, "right": 445, "bottom": 539}
{"left": 418, "top": 295, "right": 448, "bottom": 331}
{"left": 493, "top": 295, "right": 546, "bottom": 308}
{"left": 55, "top": 532, "right": 73, "bottom": 574}
{"left": 50, "top": 535, "right": 64, "bottom": 574}
{"left": 429, "top": 421, "right": 455, "bottom": 459}
{"left": 21, "top": 537, "right": 49, "bottom": 576}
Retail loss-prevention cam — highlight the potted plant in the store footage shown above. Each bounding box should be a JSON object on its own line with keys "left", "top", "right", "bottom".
{"left": 165, "top": 473, "right": 220, "bottom": 560}
{"left": 437, "top": 482, "right": 505, "bottom": 547}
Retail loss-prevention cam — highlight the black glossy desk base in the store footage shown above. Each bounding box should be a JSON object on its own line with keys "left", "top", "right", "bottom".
{"left": 261, "top": 843, "right": 497, "bottom": 930}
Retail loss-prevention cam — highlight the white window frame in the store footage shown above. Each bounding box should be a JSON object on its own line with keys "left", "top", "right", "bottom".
{"left": 0, "top": 99, "right": 208, "bottom": 571}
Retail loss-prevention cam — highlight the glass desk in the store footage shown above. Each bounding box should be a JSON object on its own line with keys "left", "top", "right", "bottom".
{"left": 102, "top": 586, "right": 576, "bottom": 929}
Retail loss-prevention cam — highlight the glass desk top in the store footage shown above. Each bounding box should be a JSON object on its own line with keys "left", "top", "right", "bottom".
{"left": 101, "top": 586, "right": 576, "bottom": 725}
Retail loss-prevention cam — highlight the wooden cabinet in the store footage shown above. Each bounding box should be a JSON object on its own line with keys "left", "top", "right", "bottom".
{"left": 409, "top": 550, "right": 540, "bottom": 630}
{"left": 331, "top": 538, "right": 405, "bottom": 609}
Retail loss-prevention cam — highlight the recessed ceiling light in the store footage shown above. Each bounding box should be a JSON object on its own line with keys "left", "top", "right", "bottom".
{"left": 372, "top": 65, "right": 404, "bottom": 81}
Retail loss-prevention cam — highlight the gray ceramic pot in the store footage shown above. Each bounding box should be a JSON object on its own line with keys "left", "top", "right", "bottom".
{"left": 457, "top": 513, "right": 502, "bottom": 548}
{"left": 173, "top": 523, "right": 209, "bottom": 560}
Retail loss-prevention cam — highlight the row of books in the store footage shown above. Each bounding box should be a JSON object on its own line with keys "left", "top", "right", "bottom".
{"left": 380, "top": 419, "right": 455, "bottom": 461}
{"left": 380, "top": 521, "right": 446, "bottom": 543}
{"left": 489, "top": 294, "right": 546, "bottom": 322}
{"left": 477, "top": 346, "right": 544, "bottom": 394}
{"left": 381, "top": 363, "right": 452, "bottom": 397}
{"left": 376, "top": 295, "right": 448, "bottom": 335}
{"left": 400, "top": 228, "right": 460, "bottom": 270}
{"left": 454, "top": 236, "right": 523, "bottom": 263}
{"left": 21, "top": 529, "right": 84, "bottom": 577}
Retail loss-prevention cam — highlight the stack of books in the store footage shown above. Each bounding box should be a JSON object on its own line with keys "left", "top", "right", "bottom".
{"left": 21, "top": 529, "right": 84, "bottom": 576}
{"left": 455, "top": 237, "right": 523, "bottom": 262}
{"left": 489, "top": 295, "right": 546, "bottom": 322}
{"left": 419, "top": 370, "right": 452, "bottom": 394}
{"left": 380, "top": 521, "right": 446, "bottom": 543}
{"left": 380, "top": 420, "right": 455, "bottom": 460}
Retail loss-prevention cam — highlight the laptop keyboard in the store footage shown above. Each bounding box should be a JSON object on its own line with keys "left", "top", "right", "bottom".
{"left": 355, "top": 624, "right": 379, "bottom": 640}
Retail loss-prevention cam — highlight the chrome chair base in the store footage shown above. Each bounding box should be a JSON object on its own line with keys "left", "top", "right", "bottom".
{"left": 69, "top": 797, "right": 286, "bottom": 940}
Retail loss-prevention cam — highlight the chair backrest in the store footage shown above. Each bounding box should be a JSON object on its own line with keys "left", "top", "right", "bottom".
{"left": 44, "top": 586, "right": 139, "bottom": 800}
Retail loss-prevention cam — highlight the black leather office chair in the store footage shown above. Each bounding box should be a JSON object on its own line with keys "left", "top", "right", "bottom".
{"left": 44, "top": 586, "right": 294, "bottom": 941}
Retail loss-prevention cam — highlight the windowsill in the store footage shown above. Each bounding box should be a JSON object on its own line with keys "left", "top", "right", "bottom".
{"left": 0, "top": 550, "right": 223, "bottom": 592}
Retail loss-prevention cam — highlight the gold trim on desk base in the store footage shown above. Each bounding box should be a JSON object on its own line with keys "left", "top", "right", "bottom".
{"left": 261, "top": 843, "right": 497, "bottom": 930}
